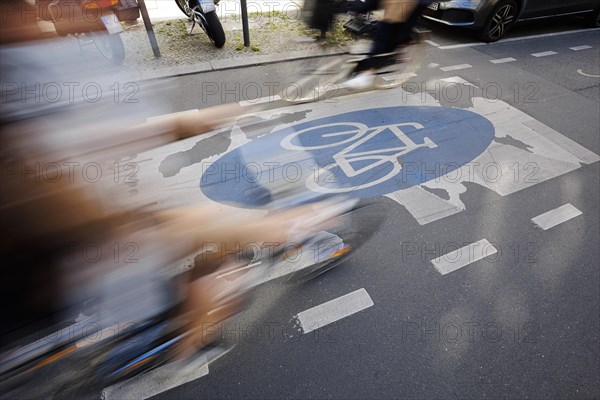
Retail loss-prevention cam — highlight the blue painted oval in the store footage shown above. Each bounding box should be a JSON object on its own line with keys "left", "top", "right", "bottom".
{"left": 200, "top": 106, "right": 495, "bottom": 207}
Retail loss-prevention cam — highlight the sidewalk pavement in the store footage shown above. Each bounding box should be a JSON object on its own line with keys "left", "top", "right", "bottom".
{"left": 113, "top": 0, "right": 358, "bottom": 81}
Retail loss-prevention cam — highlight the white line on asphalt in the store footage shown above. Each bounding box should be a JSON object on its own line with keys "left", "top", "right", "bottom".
{"left": 500, "top": 28, "right": 600, "bottom": 43}
{"left": 532, "top": 51, "right": 558, "bottom": 57}
{"left": 382, "top": 72, "right": 418, "bottom": 81}
{"left": 577, "top": 69, "right": 600, "bottom": 78}
{"left": 438, "top": 42, "right": 486, "bottom": 49}
{"left": 531, "top": 204, "right": 582, "bottom": 230}
{"left": 436, "top": 29, "right": 600, "bottom": 50}
{"left": 295, "top": 288, "right": 374, "bottom": 334}
{"left": 425, "top": 40, "right": 440, "bottom": 47}
{"left": 431, "top": 239, "right": 497, "bottom": 275}
{"left": 490, "top": 57, "right": 516, "bottom": 64}
{"left": 102, "top": 355, "right": 209, "bottom": 400}
{"left": 239, "top": 95, "right": 282, "bottom": 107}
{"left": 440, "top": 64, "right": 472, "bottom": 72}
{"left": 570, "top": 45, "right": 593, "bottom": 51}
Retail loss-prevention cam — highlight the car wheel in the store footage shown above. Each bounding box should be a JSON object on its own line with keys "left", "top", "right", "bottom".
{"left": 479, "top": 0, "right": 518, "bottom": 42}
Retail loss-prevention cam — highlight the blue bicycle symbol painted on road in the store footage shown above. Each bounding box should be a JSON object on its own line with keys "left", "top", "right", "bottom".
{"left": 200, "top": 106, "right": 495, "bottom": 207}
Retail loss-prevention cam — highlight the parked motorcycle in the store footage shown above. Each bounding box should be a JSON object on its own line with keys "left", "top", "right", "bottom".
{"left": 175, "top": 0, "right": 226, "bottom": 48}
{"left": 37, "top": 0, "right": 130, "bottom": 64}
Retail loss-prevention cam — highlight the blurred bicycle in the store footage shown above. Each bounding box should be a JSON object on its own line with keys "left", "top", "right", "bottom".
{"left": 281, "top": 0, "right": 430, "bottom": 103}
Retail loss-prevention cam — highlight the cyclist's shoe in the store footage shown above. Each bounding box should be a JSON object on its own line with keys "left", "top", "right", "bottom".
{"left": 342, "top": 71, "right": 375, "bottom": 90}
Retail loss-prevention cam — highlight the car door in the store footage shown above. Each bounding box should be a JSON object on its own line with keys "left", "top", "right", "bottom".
{"left": 519, "top": 0, "right": 560, "bottom": 19}
{"left": 552, "top": 0, "right": 599, "bottom": 15}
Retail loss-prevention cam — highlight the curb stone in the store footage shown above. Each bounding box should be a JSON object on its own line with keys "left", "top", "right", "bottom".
{"left": 129, "top": 44, "right": 349, "bottom": 82}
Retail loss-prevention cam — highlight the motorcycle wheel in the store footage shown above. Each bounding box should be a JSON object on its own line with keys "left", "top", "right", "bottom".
{"left": 90, "top": 31, "right": 126, "bottom": 64}
{"left": 175, "top": 0, "right": 193, "bottom": 18}
{"left": 203, "top": 11, "right": 226, "bottom": 48}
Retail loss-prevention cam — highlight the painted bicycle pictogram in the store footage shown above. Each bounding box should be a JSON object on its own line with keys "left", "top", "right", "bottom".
{"left": 200, "top": 106, "right": 496, "bottom": 207}
{"left": 281, "top": 122, "right": 438, "bottom": 193}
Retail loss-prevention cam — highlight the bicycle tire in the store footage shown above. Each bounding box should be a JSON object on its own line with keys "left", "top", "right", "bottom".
{"left": 280, "top": 29, "right": 427, "bottom": 104}
{"left": 283, "top": 199, "right": 384, "bottom": 284}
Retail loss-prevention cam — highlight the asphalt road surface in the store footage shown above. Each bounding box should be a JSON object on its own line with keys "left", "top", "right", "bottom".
{"left": 102, "top": 19, "right": 599, "bottom": 400}
{"left": 10, "top": 18, "right": 600, "bottom": 400}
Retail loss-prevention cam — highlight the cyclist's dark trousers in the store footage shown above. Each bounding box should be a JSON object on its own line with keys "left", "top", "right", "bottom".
{"left": 356, "top": 4, "right": 426, "bottom": 71}
{"left": 356, "top": 21, "right": 407, "bottom": 71}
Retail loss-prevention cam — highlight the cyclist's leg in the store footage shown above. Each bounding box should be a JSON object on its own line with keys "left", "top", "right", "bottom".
{"left": 354, "top": 21, "right": 406, "bottom": 72}
{"left": 396, "top": 4, "right": 428, "bottom": 46}
{"left": 351, "top": 0, "right": 417, "bottom": 73}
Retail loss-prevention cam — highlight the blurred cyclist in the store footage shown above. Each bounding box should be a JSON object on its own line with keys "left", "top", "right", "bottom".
{"left": 1, "top": 0, "right": 330, "bottom": 362}
{"left": 344, "top": 0, "right": 433, "bottom": 88}
{"left": 304, "top": 0, "right": 432, "bottom": 89}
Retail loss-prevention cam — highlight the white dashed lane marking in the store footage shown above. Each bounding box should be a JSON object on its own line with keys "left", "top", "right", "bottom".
{"left": 490, "top": 57, "right": 516, "bottom": 64}
{"left": 425, "top": 40, "right": 440, "bottom": 47}
{"left": 239, "top": 95, "right": 282, "bottom": 107}
{"left": 440, "top": 64, "right": 472, "bottom": 72}
{"left": 431, "top": 239, "right": 498, "bottom": 275}
{"left": 438, "top": 42, "right": 486, "bottom": 50}
{"left": 532, "top": 51, "right": 558, "bottom": 57}
{"left": 570, "top": 45, "right": 593, "bottom": 51}
{"left": 532, "top": 204, "right": 583, "bottom": 230}
{"left": 295, "top": 288, "right": 374, "bottom": 334}
{"left": 382, "top": 72, "right": 417, "bottom": 82}
{"left": 102, "top": 354, "right": 210, "bottom": 400}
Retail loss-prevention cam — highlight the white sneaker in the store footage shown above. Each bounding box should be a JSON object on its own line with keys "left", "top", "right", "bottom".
{"left": 342, "top": 72, "right": 375, "bottom": 90}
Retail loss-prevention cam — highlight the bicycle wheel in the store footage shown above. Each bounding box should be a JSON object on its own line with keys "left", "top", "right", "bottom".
{"left": 372, "top": 30, "right": 428, "bottom": 89}
{"left": 283, "top": 199, "right": 384, "bottom": 284}
{"left": 281, "top": 122, "right": 368, "bottom": 151}
{"left": 279, "top": 52, "right": 355, "bottom": 104}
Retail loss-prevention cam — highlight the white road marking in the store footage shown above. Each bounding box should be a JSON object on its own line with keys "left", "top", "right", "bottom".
{"left": 577, "top": 69, "right": 600, "bottom": 78}
{"left": 499, "top": 28, "right": 600, "bottom": 43}
{"left": 425, "top": 40, "right": 440, "bottom": 47}
{"left": 490, "top": 57, "right": 516, "bottom": 64}
{"left": 438, "top": 42, "right": 486, "bottom": 50}
{"left": 239, "top": 95, "right": 282, "bottom": 107}
{"left": 102, "top": 354, "right": 209, "bottom": 400}
{"left": 531, "top": 203, "right": 582, "bottom": 230}
{"left": 295, "top": 288, "right": 374, "bottom": 334}
{"left": 570, "top": 45, "right": 593, "bottom": 51}
{"left": 382, "top": 72, "right": 417, "bottom": 81}
{"left": 431, "top": 239, "right": 497, "bottom": 275}
{"left": 440, "top": 64, "right": 472, "bottom": 72}
{"left": 532, "top": 51, "right": 557, "bottom": 57}
{"left": 436, "top": 29, "right": 600, "bottom": 50}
